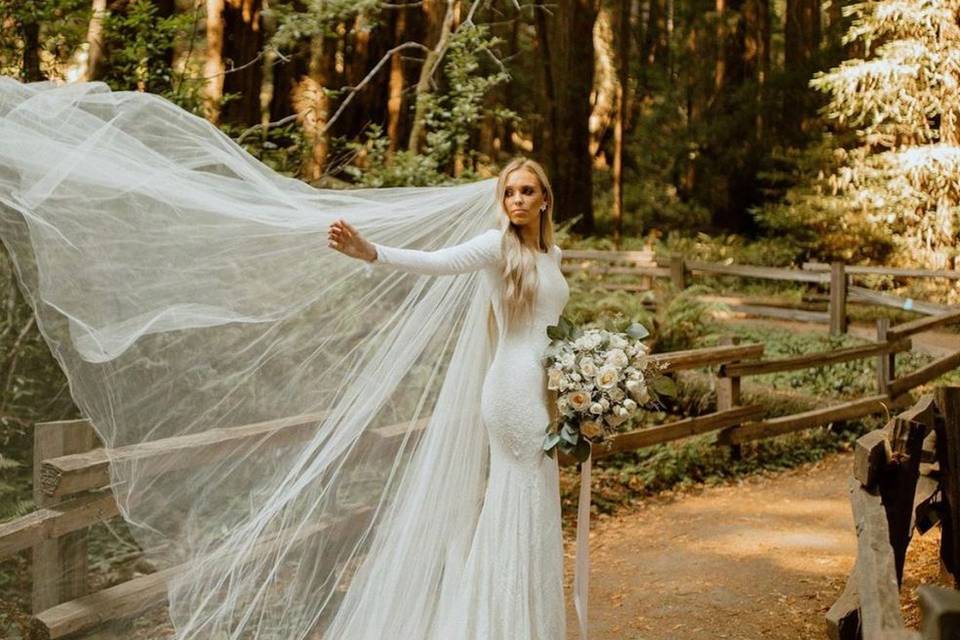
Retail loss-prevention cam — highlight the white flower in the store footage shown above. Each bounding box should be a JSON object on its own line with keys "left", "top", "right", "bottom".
{"left": 560, "top": 352, "right": 576, "bottom": 368}
{"left": 547, "top": 368, "right": 563, "bottom": 390}
{"left": 608, "top": 386, "right": 625, "bottom": 402}
{"left": 609, "top": 334, "right": 628, "bottom": 349}
{"left": 606, "top": 348, "right": 629, "bottom": 368}
{"left": 623, "top": 398, "right": 638, "bottom": 413}
{"left": 571, "top": 372, "right": 582, "bottom": 382}
{"left": 595, "top": 366, "right": 619, "bottom": 390}
{"left": 600, "top": 397, "right": 610, "bottom": 411}
{"left": 579, "top": 357, "right": 598, "bottom": 377}
{"left": 589, "top": 402, "right": 604, "bottom": 415}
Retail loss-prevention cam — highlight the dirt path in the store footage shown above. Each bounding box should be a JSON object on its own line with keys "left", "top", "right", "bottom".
{"left": 563, "top": 450, "right": 858, "bottom": 640}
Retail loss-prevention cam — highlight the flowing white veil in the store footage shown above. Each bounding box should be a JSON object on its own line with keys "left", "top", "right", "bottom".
{"left": 0, "top": 78, "right": 508, "bottom": 639}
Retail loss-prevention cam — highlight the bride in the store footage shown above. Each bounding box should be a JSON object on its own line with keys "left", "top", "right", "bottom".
{"left": 328, "top": 157, "right": 572, "bottom": 638}
{"left": 0, "top": 79, "right": 589, "bottom": 640}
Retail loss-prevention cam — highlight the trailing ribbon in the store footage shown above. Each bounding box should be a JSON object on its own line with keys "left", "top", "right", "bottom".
{"left": 573, "top": 448, "right": 591, "bottom": 639}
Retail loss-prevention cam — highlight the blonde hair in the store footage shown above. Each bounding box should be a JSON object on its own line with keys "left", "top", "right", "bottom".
{"left": 493, "top": 157, "right": 556, "bottom": 330}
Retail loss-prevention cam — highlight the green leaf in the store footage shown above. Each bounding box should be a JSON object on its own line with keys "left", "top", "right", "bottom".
{"left": 651, "top": 375, "right": 678, "bottom": 397}
{"left": 543, "top": 432, "right": 562, "bottom": 451}
{"left": 626, "top": 322, "right": 650, "bottom": 339}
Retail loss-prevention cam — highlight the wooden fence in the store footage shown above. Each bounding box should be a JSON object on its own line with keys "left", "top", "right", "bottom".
{"left": 826, "top": 387, "right": 960, "bottom": 640}
{"left": 562, "top": 251, "right": 960, "bottom": 336}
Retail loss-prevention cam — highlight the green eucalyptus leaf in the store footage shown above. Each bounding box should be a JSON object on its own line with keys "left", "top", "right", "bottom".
{"left": 651, "top": 375, "right": 677, "bottom": 397}
{"left": 574, "top": 437, "right": 592, "bottom": 462}
{"left": 626, "top": 322, "right": 650, "bottom": 339}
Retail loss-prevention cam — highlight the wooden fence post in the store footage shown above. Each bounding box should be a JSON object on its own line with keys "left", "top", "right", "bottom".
{"left": 876, "top": 318, "right": 895, "bottom": 395}
{"left": 830, "top": 262, "right": 848, "bottom": 336}
{"left": 32, "top": 419, "right": 98, "bottom": 613}
{"left": 717, "top": 336, "right": 743, "bottom": 460}
{"left": 934, "top": 387, "right": 960, "bottom": 589}
{"left": 669, "top": 254, "right": 686, "bottom": 290}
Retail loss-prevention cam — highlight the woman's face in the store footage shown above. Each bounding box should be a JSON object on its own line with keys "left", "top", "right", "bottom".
{"left": 503, "top": 168, "right": 547, "bottom": 229}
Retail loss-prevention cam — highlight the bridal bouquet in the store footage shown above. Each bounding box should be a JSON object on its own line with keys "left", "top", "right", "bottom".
{"left": 542, "top": 316, "right": 675, "bottom": 462}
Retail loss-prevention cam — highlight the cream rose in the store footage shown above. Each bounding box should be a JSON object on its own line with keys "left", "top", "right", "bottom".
{"left": 596, "top": 366, "right": 619, "bottom": 390}
{"left": 589, "top": 402, "right": 604, "bottom": 415}
{"left": 579, "top": 356, "right": 598, "bottom": 377}
{"left": 547, "top": 368, "right": 563, "bottom": 390}
{"left": 567, "top": 390, "right": 591, "bottom": 411}
{"left": 605, "top": 348, "right": 629, "bottom": 368}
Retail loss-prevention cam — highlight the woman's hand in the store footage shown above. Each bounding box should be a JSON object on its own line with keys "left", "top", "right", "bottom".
{"left": 328, "top": 218, "right": 377, "bottom": 262}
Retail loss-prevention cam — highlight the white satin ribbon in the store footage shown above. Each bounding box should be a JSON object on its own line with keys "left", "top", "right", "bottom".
{"left": 573, "top": 449, "right": 591, "bottom": 639}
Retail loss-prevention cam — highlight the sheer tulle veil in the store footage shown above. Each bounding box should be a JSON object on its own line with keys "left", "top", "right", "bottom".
{"left": 0, "top": 78, "right": 512, "bottom": 638}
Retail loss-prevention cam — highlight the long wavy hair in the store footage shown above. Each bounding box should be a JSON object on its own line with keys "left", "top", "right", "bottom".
{"left": 493, "top": 157, "right": 556, "bottom": 330}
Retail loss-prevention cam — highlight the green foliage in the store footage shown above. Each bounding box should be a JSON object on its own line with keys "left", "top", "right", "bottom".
{"left": 651, "top": 284, "right": 727, "bottom": 352}
{"left": 0, "top": 0, "right": 90, "bottom": 80}
{"left": 807, "top": 0, "right": 960, "bottom": 268}
{"left": 344, "top": 25, "right": 516, "bottom": 187}
{"left": 268, "top": 0, "right": 382, "bottom": 51}
{"left": 99, "top": 0, "right": 204, "bottom": 112}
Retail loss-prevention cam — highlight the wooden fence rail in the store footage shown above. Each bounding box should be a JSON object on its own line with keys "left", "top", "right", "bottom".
{"left": 563, "top": 252, "right": 960, "bottom": 335}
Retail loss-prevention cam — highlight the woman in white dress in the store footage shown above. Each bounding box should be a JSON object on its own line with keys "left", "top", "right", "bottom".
{"left": 0, "top": 79, "right": 590, "bottom": 640}
{"left": 327, "top": 157, "right": 572, "bottom": 639}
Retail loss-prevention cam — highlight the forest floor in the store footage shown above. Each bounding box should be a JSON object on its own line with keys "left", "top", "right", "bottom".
{"left": 562, "top": 447, "right": 949, "bottom": 640}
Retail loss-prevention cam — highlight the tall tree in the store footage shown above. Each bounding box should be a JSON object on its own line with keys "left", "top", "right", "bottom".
{"left": 536, "top": 0, "right": 600, "bottom": 235}
{"left": 204, "top": 0, "right": 264, "bottom": 125}
{"left": 783, "top": 0, "right": 820, "bottom": 139}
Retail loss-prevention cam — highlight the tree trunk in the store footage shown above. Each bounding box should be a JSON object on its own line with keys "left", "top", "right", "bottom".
{"left": 408, "top": 0, "right": 456, "bottom": 154}
{"left": 783, "top": 0, "right": 821, "bottom": 139}
{"left": 85, "top": 0, "right": 109, "bottom": 81}
{"left": 21, "top": 20, "right": 43, "bottom": 81}
{"left": 537, "top": 0, "right": 599, "bottom": 235}
{"left": 612, "top": 0, "right": 631, "bottom": 246}
{"left": 205, "top": 0, "right": 263, "bottom": 125}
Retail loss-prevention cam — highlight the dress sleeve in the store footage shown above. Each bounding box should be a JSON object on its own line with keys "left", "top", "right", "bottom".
{"left": 370, "top": 228, "right": 502, "bottom": 276}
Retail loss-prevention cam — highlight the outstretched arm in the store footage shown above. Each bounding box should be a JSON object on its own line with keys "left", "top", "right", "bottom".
{"left": 371, "top": 229, "right": 502, "bottom": 276}
{"left": 328, "top": 218, "right": 502, "bottom": 276}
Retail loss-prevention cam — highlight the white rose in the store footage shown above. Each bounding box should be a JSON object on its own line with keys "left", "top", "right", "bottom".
{"left": 605, "top": 348, "right": 629, "bottom": 368}
{"left": 623, "top": 398, "right": 638, "bottom": 413}
{"left": 595, "top": 366, "right": 619, "bottom": 390}
{"left": 589, "top": 402, "right": 604, "bottom": 415}
{"left": 608, "top": 386, "right": 625, "bottom": 402}
{"left": 571, "top": 372, "right": 582, "bottom": 382}
{"left": 547, "top": 368, "right": 563, "bottom": 390}
{"left": 560, "top": 352, "right": 576, "bottom": 368}
{"left": 579, "top": 357, "right": 598, "bottom": 377}
{"left": 610, "top": 334, "right": 628, "bottom": 349}
{"left": 600, "top": 397, "right": 610, "bottom": 411}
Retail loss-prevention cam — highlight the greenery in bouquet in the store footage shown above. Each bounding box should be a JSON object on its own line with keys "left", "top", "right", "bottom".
{"left": 541, "top": 316, "right": 676, "bottom": 463}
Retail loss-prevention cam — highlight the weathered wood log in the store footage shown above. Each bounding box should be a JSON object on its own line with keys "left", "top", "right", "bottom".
{"left": 32, "top": 420, "right": 98, "bottom": 614}
{"left": 934, "top": 387, "right": 960, "bottom": 588}
{"left": 849, "top": 286, "right": 955, "bottom": 316}
{"left": 38, "top": 412, "right": 429, "bottom": 499}
{"left": 914, "top": 474, "right": 941, "bottom": 536}
{"left": 849, "top": 476, "right": 908, "bottom": 636}
{"left": 683, "top": 259, "right": 830, "bottom": 283}
{"left": 917, "top": 583, "right": 960, "bottom": 640}
{"left": 720, "top": 339, "right": 911, "bottom": 379}
{"left": 878, "top": 413, "right": 930, "bottom": 586}
{"left": 803, "top": 262, "right": 960, "bottom": 280}
{"left": 0, "top": 490, "right": 118, "bottom": 560}
{"left": 830, "top": 262, "right": 849, "bottom": 336}
{"left": 30, "top": 505, "right": 373, "bottom": 639}
{"left": 888, "top": 310, "right": 960, "bottom": 340}
{"left": 560, "top": 264, "right": 669, "bottom": 278}
{"left": 826, "top": 558, "right": 861, "bottom": 640}
{"left": 718, "top": 395, "right": 894, "bottom": 446}
{"left": 887, "top": 351, "right": 960, "bottom": 399}
{"left": 854, "top": 429, "right": 890, "bottom": 491}
{"left": 649, "top": 342, "right": 764, "bottom": 372}
{"left": 582, "top": 405, "right": 764, "bottom": 461}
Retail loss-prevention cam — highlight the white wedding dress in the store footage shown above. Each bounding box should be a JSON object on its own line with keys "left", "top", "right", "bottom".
{"left": 371, "top": 227, "right": 571, "bottom": 639}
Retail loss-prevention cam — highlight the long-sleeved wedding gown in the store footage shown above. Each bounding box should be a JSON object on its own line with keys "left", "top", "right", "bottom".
{"left": 370, "top": 227, "right": 571, "bottom": 639}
